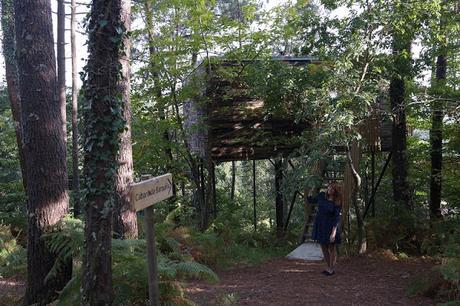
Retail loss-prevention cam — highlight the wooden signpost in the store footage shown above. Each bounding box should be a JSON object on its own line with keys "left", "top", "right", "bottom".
{"left": 130, "top": 173, "right": 173, "bottom": 306}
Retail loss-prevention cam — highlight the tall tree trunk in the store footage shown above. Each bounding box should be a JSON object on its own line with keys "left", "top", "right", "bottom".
{"left": 390, "top": 35, "right": 412, "bottom": 209}
{"left": 14, "top": 0, "right": 71, "bottom": 304}
{"left": 71, "top": 0, "right": 81, "bottom": 217}
{"left": 57, "top": 0, "right": 66, "bottom": 136}
{"left": 274, "top": 159, "right": 284, "bottom": 237}
{"left": 430, "top": 54, "right": 446, "bottom": 220}
{"left": 82, "top": 0, "right": 127, "bottom": 303}
{"left": 113, "top": 0, "right": 138, "bottom": 240}
{"left": 1, "top": 0, "right": 26, "bottom": 191}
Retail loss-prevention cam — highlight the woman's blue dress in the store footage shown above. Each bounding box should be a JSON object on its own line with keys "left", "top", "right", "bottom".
{"left": 307, "top": 192, "right": 342, "bottom": 245}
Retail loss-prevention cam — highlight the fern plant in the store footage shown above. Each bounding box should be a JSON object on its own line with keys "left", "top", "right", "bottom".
{"left": 44, "top": 217, "right": 218, "bottom": 305}
{"left": 43, "top": 216, "right": 84, "bottom": 282}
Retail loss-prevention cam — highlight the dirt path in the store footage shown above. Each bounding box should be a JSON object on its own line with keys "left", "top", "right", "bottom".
{"left": 0, "top": 278, "right": 25, "bottom": 306}
{"left": 186, "top": 256, "right": 435, "bottom": 305}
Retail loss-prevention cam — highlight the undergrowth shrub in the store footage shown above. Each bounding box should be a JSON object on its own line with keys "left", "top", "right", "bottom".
{"left": 0, "top": 181, "right": 27, "bottom": 247}
{"left": 407, "top": 217, "right": 460, "bottom": 303}
{"left": 366, "top": 204, "right": 429, "bottom": 254}
{"left": 45, "top": 217, "right": 218, "bottom": 306}
{"left": 0, "top": 224, "right": 26, "bottom": 278}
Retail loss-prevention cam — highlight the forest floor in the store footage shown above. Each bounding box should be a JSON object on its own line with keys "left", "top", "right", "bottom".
{"left": 0, "top": 277, "right": 24, "bottom": 305}
{"left": 0, "top": 254, "right": 437, "bottom": 305}
{"left": 186, "top": 254, "right": 436, "bottom": 306}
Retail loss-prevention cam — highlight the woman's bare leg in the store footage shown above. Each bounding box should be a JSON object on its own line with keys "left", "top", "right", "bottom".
{"left": 328, "top": 244, "right": 337, "bottom": 272}
{"left": 320, "top": 244, "right": 331, "bottom": 270}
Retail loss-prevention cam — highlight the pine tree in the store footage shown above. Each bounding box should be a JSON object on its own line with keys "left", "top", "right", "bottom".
{"left": 14, "top": 0, "right": 71, "bottom": 303}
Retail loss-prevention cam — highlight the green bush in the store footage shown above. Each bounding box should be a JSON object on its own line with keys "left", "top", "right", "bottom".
{"left": 0, "top": 225, "right": 26, "bottom": 278}
{"left": 408, "top": 217, "right": 460, "bottom": 302}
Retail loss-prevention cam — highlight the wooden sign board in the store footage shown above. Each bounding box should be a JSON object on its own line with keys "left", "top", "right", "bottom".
{"left": 131, "top": 173, "right": 173, "bottom": 211}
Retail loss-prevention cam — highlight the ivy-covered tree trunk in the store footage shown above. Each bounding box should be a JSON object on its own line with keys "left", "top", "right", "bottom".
{"left": 1, "top": 0, "right": 26, "bottom": 191}
{"left": 390, "top": 35, "right": 412, "bottom": 209}
{"left": 82, "top": 0, "right": 127, "bottom": 303}
{"left": 14, "top": 0, "right": 71, "bottom": 304}
{"left": 113, "top": 0, "right": 138, "bottom": 240}
{"left": 430, "top": 53, "right": 446, "bottom": 220}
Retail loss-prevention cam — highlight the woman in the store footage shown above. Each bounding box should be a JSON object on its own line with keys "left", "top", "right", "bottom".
{"left": 308, "top": 182, "right": 342, "bottom": 276}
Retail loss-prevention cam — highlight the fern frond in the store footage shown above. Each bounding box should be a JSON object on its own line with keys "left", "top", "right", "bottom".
{"left": 43, "top": 216, "right": 84, "bottom": 282}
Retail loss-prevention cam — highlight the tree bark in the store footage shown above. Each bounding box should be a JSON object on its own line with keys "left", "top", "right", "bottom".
{"left": 113, "top": 0, "right": 138, "bottom": 240}
{"left": 57, "top": 0, "right": 66, "bottom": 137}
{"left": 14, "top": 0, "right": 71, "bottom": 303}
{"left": 1, "top": 0, "right": 26, "bottom": 191}
{"left": 390, "top": 35, "right": 412, "bottom": 209}
{"left": 274, "top": 159, "right": 284, "bottom": 237}
{"left": 430, "top": 53, "right": 446, "bottom": 220}
{"left": 346, "top": 142, "right": 366, "bottom": 254}
{"left": 71, "top": 0, "right": 81, "bottom": 217}
{"left": 82, "top": 0, "right": 128, "bottom": 304}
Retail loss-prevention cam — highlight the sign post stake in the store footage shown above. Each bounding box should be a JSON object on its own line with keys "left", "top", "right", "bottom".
{"left": 145, "top": 205, "right": 160, "bottom": 306}
{"left": 132, "top": 173, "right": 173, "bottom": 306}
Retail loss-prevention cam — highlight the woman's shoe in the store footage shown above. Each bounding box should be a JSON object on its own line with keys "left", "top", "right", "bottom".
{"left": 325, "top": 270, "right": 335, "bottom": 276}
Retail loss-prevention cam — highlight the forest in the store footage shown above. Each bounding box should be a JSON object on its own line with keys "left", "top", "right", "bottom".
{"left": 0, "top": 0, "right": 459, "bottom": 305}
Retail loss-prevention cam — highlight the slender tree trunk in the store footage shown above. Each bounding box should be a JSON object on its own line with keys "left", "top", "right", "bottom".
{"left": 1, "top": 0, "right": 26, "bottom": 191}
{"left": 231, "top": 161, "right": 236, "bottom": 200}
{"left": 430, "top": 53, "right": 446, "bottom": 220}
{"left": 71, "top": 0, "right": 81, "bottom": 217}
{"left": 252, "top": 159, "right": 257, "bottom": 231}
{"left": 82, "top": 0, "right": 127, "bottom": 303}
{"left": 57, "top": 0, "right": 66, "bottom": 136}
{"left": 346, "top": 142, "right": 366, "bottom": 254}
{"left": 144, "top": 0, "right": 176, "bottom": 201}
{"left": 14, "top": 0, "right": 71, "bottom": 303}
{"left": 274, "top": 159, "right": 284, "bottom": 237}
{"left": 113, "top": 0, "right": 138, "bottom": 240}
{"left": 390, "top": 35, "right": 412, "bottom": 209}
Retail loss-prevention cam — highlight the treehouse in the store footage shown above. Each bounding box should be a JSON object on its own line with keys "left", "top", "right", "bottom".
{"left": 184, "top": 56, "right": 392, "bottom": 163}
{"left": 184, "top": 56, "right": 393, "bottom": 234}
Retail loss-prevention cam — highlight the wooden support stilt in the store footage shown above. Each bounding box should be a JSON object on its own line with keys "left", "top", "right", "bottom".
{"left": 253, "top": 159, "right": 257, "bottom": 232}
{"left": 371, "top": 150, "right": 376, "bottom": 217}
{"left": 283, "top": 191, "right": 298, "bottom": 232}
{"left": 275, "top": 158, "right": 284, "bottom": 236}
{"left": 199, "top": 162, "right": 207, "bottom": 230}
{"left": 212, "top": 163, "right": 217, "bottom": 218}
{"left": 363, "top": 152, "right": 392, "bottom": 220}
{"left": 231, "top": 161, "right": 236, "bottom": 200}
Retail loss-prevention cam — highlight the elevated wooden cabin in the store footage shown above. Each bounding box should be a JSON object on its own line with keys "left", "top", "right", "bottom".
{"left": 184, "top": 56, "right": 393, "bottom": 233}
{"left": 184, "top": 57, "right": 391, "bottom": 163}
